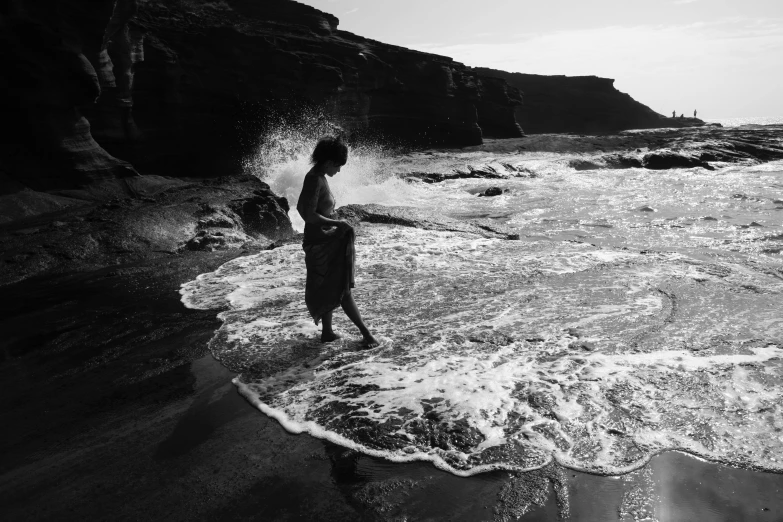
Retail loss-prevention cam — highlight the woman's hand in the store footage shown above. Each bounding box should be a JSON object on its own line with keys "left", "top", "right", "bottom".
{"left": 335, "top": 220, "right": 353, "bottom": 236}
{"left": 322, "top": 220, "right": 352, "bottom": 237}
{"left": 330, "top": 219, "right": 353, "bottom": 237}
{"left": 336, "top": 220, "right": 352, "bottom": 230}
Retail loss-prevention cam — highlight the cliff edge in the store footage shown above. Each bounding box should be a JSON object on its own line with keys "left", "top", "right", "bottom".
{"left": 1, "top": 0, "right": 523, "bottom": 194}
{"left": 473, "top": 68, "right": 706, "bottom": 134}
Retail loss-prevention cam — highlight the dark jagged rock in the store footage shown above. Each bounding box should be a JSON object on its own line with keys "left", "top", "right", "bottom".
{"left": 473, "top": 68, "right": 706, "bottom": 134}
{"left": 402, "top": 161, "right": 536, "bottom": 183}
{"left": 639, "top": 126, "right": 783, "bottom": 170}
{"left": 569, "top": 154, "right": 642, "bottom": 171}
{"left": 478, "top": 187, "right": 504, "bottom": 197}
{"left": 642, "top": 149, "right": 713, "bottom": 170}
{"left": 0, "top": 175, "right": 291, "bottom": 285}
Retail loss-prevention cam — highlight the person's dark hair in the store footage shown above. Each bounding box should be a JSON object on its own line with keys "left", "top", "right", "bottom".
{"left": 311, "top": 136, "right": 348, "bottom": 166}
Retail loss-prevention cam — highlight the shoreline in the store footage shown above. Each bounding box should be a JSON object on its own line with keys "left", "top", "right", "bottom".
{"left": 201, "top": 250, "right": 783, "bottom": 480}
{"left": 3, "top": 328, "right": 782, "bottom": 521}
{"left": 2, "top": 249, "right": 782, "bottom": 520}
{"left": 2, "top": 128, "right": 783, "bottom": 520}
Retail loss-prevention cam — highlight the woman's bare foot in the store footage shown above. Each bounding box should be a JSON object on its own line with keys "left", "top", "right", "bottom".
{"left": 361, "top": 333, "right": 380, "bottom": 349}
{"left": 321, "top": 331, "right": 342, "bottom": 343}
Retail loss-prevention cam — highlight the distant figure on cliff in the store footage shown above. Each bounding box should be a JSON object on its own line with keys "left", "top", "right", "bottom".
{"left": 672, "top": 111, "right": 676, "bottom": 118}
{"left": 694, "top": 110, "right": 697, "bottom": 118}
{"left": 297, "top": 136, "right": 379, "bottom": 348}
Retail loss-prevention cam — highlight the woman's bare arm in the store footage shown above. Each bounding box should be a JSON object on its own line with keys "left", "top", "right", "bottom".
{"left": 297, "top": 174, "right": 349, "bottom": 229}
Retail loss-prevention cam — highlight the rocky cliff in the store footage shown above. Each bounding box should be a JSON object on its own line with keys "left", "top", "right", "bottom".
{"left": 474, "top": 68, "right": 704, "bottom": 134}
{"left": 1, "top": 0, "right": 523, "bottom": 193}
{"left": 1, "top": 0, "right": 141, "bottom": 193}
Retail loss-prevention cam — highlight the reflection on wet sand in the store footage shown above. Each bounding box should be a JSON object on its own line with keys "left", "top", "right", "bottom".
{"left": 323, "top": 441, "right": 783, "bottom": 521}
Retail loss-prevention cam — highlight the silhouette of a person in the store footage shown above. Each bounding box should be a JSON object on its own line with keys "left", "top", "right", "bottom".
{"left": 694, "top": 110, "right": 697, "bottom": 118}
{"left": 672, "top": 111, "right": 676, "bottom": 118}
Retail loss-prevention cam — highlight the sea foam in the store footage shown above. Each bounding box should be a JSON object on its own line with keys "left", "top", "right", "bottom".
{"left": 186, "top": 118, "right": 783, "bottom": 475}
{"left": 181, "top": 224, "right": 783, "bottom": 476}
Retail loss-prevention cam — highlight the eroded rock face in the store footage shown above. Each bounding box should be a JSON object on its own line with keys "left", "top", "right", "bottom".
{"left": 402, "top": 161, "right": 537, "bottom": 183}
{"left": 642, "top": 149, "right": 711, "bottom": 170}
{"left": 2, "top": 0, "right": 524, "bottom": 193}
{"left": 124, "top": 0, "right": 523, "bottom": 161}
{"left": 478, "top": 187, "right": 504, "bottom": 197}
{"left": 474, "top": 68, "right": 705, "bottom": 134}
{"left": 475, "top": 75, "right": 525, "bottom": 138}
{"left": 1, "top": 0, "right": 140, "bottom": 191}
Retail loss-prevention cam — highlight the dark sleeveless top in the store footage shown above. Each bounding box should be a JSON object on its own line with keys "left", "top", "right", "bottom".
{"left": 299, "top": 173, "right": 336, "bottom": 243}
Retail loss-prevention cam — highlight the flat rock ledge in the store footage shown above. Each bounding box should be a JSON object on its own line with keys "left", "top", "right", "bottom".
{"left": 401, "top": 162, "right": 538, "bottom": 183}
{"left": 336, "top": 203, "right": 519, "bottom": 240}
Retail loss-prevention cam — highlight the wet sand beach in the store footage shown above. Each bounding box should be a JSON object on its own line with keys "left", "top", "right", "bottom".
{"left": 1, "top": 253, "right": 782, "bottom": 521}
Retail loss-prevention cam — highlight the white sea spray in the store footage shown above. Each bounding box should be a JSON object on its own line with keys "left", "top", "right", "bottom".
{"left": 241, "top": 113, "right": 423, "bottom": 231}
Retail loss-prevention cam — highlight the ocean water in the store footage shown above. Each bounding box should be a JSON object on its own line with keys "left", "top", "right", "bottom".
{"left": 705, "top": 116, "right": 783, "bottom": 127}
{"left": 181, "top": 128, "right": 783, "bottom": 477}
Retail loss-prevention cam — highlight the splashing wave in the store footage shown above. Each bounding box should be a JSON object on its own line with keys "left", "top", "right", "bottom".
{"left": 241, "top": 113, "right": 422, "bottom": 231}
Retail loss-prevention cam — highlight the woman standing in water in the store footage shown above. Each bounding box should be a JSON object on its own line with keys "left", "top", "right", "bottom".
{"left": 297, "top": 136, "right": 379, "bottom": 348}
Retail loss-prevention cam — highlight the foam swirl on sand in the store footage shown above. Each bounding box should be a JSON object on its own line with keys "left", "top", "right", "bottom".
{"left": 182, "top": 224, "right": 783, "bottom": 476}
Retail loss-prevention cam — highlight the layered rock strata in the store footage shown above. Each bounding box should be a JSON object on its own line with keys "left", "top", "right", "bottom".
{"left": 335, "top": 203, "right": 519, "bottom": 240}
{"left": 396, "top": 126, "right": 783, "bottom": 182}
{"left": 474, "top": 68, "right": 705, "bottom": 134}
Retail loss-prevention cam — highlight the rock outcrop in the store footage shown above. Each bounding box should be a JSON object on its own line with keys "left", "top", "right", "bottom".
{"left": 2, "top": 0, "right": 523, "bottom": 194}
{"left": 0, "top": 175, "right": 292, "bottom": 285}
{"left": 402, "top": 161, "right": 537, "bottom": 183}
{"left": 123, "top": 0, "right": 523, "bottom": 159}
{"left": 473, "top": 68, "right": 705, "bottom": 134}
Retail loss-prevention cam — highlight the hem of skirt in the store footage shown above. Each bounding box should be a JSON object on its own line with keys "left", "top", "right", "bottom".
{"left": 309, "top": 289, "right": 347, "bottom": 326}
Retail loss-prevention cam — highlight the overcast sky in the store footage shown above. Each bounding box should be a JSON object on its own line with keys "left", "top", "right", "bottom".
{"left": 298, "top": 0, "right": 783, "bottom": 119}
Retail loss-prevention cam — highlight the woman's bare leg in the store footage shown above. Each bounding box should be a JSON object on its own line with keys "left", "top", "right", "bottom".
{"left": 321, "top": 310, "right": 341, "bottom": 342}
{"left": 341, "top": 291, "right": 379, "bottom": 347}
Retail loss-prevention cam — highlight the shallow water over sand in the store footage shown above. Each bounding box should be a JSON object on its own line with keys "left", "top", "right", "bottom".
{"left": 182, "top": 152, "right": 783, "bottom": 476}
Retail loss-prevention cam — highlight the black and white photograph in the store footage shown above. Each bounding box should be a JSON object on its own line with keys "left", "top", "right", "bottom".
{"left": 1, "top": 0, "right": 782, "bottom": 520}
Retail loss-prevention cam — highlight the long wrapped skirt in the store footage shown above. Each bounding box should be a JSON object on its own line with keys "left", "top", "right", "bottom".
{"left": 303, "top": 229, "right": 355, "bottom": 325}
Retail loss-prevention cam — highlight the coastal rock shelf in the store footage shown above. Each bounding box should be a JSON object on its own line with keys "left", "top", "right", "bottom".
{"left": 389, "top": 126, "right": 783, "bottom": 187}
{"left": 401, "top": 162, "right": 538, "bottom": 183}
{"left": 0, "top": 175, "right": 291, "bottom": 286}
{"left": 335, "top": 203, "right": 518, "bottom": 239}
